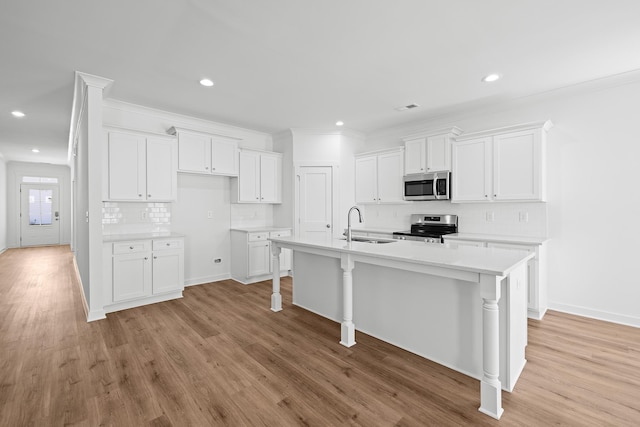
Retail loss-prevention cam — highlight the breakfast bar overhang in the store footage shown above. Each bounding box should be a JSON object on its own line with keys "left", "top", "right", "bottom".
{"left": 269, "top": 236, "right": 533, "bottom": 420}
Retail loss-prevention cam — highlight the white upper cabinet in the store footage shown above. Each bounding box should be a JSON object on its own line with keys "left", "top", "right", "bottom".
{"left": 451, "top": 137, "right": 493, "bottom": 202}
{"left": 169, "top": 127, "right": 239, "bottom": 176}
{"left": 232, "top": 149, "right": 282, "bottom": 203}
{"left": 146, "top": 137, "right": 177, "bottom": 201}
{"left": 403, "top": 127, "right": 462, "bottom": 174}
{"left": 105, "top": 130, "right": 177, "bottom": 202}
{"left": 404, "top": 138, "right": 427, "bottom": 174}
{"left": 355, "top": 148, "right": 404, "bottom": 204}
{"left": 452, "top": 121, "right": 552, "bottom": 203}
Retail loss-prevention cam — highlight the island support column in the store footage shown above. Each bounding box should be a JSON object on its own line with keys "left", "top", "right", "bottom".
{"left": 270, "top": 244, "right": 282, "bottom": 312}
{"left": 340, "top": 254, "right": 356, "bottom": 347}
{"left": 478, "top": 273, "right": 504, "bottom": 420}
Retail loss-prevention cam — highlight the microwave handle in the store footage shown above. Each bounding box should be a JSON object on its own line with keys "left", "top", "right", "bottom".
{"left": 433, "top": 178, "right": 438, "bottom": 199}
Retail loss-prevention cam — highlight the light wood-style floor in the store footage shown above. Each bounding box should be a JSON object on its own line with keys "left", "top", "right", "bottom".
{"left": 1, "top": 245, "right": 639, "bottom": 426}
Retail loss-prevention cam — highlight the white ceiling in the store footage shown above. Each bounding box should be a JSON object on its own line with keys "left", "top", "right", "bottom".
{"left": 2, "top": 0, "right": 640, "bottom": 165}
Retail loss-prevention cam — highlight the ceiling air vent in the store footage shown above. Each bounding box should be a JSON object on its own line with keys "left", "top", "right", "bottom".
{"left": 395, "top": 103, "right": 420, "bottom": 111}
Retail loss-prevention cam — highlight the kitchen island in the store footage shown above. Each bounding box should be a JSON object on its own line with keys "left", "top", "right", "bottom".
{"left": 269, "top": 236, "right": 534, "bottom": 420}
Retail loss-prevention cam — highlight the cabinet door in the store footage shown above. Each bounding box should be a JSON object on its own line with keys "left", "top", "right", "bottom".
{"left": 108, "top": 132, "right": 146, "bottom": 200}
{"left": 487, "top": 242, "right": 536, "bottom": 310}
{"left": 493, "top": 129, "right": 542, "bottom": 201}
{"left": 113, "top": 252, "right": 151, "bottom": 301}
{"left": 451, "top": 137, "right": 492, "bottom": 202}
{"left": 426, "top": 134, "right": 451, "bottom": 172}
{"left": 178, "top": 132, "right": 212, "bottom": 173}
{"left": 404, "top": 138, "right": 426, "bottom": 174}
{"left": 211, "top": 137, "right": 238, "bottom": 176}
{"left": 377, "top": 151, "right": 404, "bottom": 203}
{"left": 146, "top": 137, "right": 177, "bottom": 201}
{"left": 152, "top": 250, "right": 184, "bottom": 294}
{"left": 238, "top": 151, "right": 260, "bottom": 202}
{"left": 355, "top": 155, "right": 378, "bottom": 203}
{"left": 260, "top": 154, "right": 281, "bottom": 203}
{"left": 248, "top": 241, "right": 271, "bottom": 277}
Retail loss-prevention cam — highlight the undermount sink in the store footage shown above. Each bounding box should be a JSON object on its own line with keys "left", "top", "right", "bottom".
{"left": 341, "top": 236, "right": 397, "bottom": 244}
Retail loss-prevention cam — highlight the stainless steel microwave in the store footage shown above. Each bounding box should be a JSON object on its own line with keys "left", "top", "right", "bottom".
{"left": 403, "top": 171, "right": 451, "bottom": 201}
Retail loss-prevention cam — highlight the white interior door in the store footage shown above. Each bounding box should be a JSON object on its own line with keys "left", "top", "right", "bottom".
{"left": 20, "top": 183, "right": 60, "bottom": 247}
{"left": 297, "top": 166, "right": 333, "bottom": 240}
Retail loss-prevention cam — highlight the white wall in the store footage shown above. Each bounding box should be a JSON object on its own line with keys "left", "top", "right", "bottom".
{"left": 365, "top": 76, "right": 640, "bottom": 327}
{"left": 0, "top": 155, "right": 7, "bottom": 253}
{"left": 6, "top": 161, "right": 72, "bottom": 248}
{"left": 102, "top": 99, "right": 274, "bottom": 285}
{"left": 288, "top": 129, "right": 365, "bottom": 234}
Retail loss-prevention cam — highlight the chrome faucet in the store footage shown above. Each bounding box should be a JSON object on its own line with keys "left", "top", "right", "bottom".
{"left": 346, "top": 206, "right": 363, "bottom": 242}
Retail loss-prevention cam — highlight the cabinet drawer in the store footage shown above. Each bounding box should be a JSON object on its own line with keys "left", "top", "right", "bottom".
{"left": 269, "top": 230, "right": 291, "bottom": 238}
{"left": 248, "top": 232, "right": 269, "bottom": 242}
{"left": 113, "top": 241, "right": 151, "bottom": 254}
{"left": 487, "top": 242, "right": 535, "bottom": 253}
{"left": 153, "top": 239, "right": 183, "bottom": 251}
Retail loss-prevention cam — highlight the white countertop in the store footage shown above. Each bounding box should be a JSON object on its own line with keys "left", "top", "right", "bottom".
{"left": 103, "top": 232, "right": 185, "bottom": 243}
{"left": 230, "top": 226, "right": 292, "bottom": 233}
{"left": 270, "top": 236, "right": 534, "bottom": 277}
{"left": 444, "top": 233, "right": 548, "bottom": 245}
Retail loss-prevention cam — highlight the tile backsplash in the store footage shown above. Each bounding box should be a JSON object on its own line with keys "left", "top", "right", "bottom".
{"left": 102, "top": 202, "right": 172, "bottom": 235}
{"left": 361, "top": 201, "right": 547, "bottom": 238}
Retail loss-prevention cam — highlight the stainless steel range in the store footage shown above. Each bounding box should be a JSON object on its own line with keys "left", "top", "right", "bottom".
{"left": 393, "top": 214, "right": 458, "bottom": 243}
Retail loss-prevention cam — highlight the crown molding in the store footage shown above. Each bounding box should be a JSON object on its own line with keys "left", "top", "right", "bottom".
{"left": 102, "top": 98, "right": 273, "bottom": 140}
{"left": 402, "top": 126, "right": 464, "bottom": 141}
{"left": 455, "top": 120, "right": 553, "bottom": 141}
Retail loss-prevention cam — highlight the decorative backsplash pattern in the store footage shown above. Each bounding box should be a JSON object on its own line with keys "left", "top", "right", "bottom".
{"left": 102, "top": 202, "right": 171, "bottom": 235}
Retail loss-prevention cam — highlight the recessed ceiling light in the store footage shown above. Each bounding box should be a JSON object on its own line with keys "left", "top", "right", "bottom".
{"left": 335, "top": 121, "right": 344, "bottom": 126}
{"left": 482, "top": 73, "right": 502, "bottom": 83}
{"left": 11, "top": 110, "right": 25, "bottom": 117}
{"left": 32, "top": 148, "right": 40, "bottom": 153}
{"left": 199, "top": 78, "right": 214, "bottom": 87}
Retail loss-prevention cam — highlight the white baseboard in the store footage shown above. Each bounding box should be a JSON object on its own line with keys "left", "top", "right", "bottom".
{"left": 72, "top": 257, "right": 91, "bottom": 321}
{"left": 87, "top": 309, "right": 107, "bottom": 322}
{"left": 548, "top": 302, "right": 640, "bottom": 328}
{"left": 0, "top": 247, "right": 7, "bottom": 256}
{"left": 184, "top": 273, "right": 231, "bottom": 287}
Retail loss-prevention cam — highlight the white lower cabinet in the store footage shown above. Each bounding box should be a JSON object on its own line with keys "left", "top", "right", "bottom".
{"left": 104, "top": 237, "right": 184, "bottom": 312}
{"left": 231, "top": 229, "right": 292, "bottom": 284}
{"left": 444, "top": 237, "right": 547, "bottom": 320}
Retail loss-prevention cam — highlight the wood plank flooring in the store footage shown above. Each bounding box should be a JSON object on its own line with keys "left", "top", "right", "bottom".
{"left": 1, "top": 245, "right": 639, "bottom": 426}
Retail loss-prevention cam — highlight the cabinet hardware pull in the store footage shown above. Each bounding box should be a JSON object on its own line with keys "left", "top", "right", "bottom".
{"left": 148, "top": 194, "right": 151, "bottom": 197}
{"left": 139, "top": 194, "right": 142, "bottom": 197}
{"left": 154, "top": 256, "right": 157, "bottom": 259}
{"left": 144, "top": 257, "right": 148, "bottom": 260}
{"left": 166, "top": 243, "right": 170, "bottom": 246}
{"left": 129, "top": 246, "right": 134, "bottom": 249}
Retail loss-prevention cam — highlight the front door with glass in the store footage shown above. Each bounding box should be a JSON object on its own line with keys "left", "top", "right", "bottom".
{"left": 20, "top": 183, "right": 60, "bottom": 246}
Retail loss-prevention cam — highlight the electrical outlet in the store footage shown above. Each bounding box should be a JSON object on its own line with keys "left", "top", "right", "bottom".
{"left": 519, "top": 211, "right": 529, "bottom": 222}
{"left": 207, "top": 211, "right": 213, "bottom": 219}
{"left": 485, "top": 211, "right": 494, "bottom": 222}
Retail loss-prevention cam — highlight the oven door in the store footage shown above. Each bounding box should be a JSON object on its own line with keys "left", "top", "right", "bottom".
{"left": 403, "top": 174, "right": 436, "bottom": 200}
